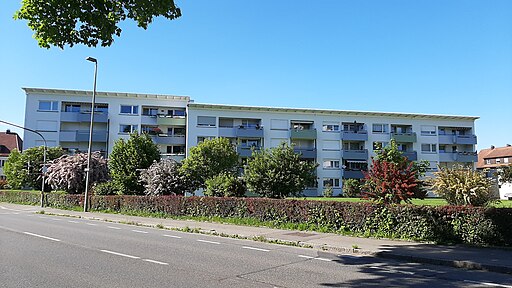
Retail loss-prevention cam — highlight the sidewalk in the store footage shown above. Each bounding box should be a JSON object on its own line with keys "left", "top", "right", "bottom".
{"left": 3, "top": 202, "right": 512, "bottom": 275}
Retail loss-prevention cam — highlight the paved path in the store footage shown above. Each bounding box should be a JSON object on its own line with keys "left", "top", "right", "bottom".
{"left": 2, "top": 202, "right": 512, "bottom": 283}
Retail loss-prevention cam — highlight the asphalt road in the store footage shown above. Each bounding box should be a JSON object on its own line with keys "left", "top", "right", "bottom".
{"left": 1, "top": 206, "right": 511, "bottom": 288}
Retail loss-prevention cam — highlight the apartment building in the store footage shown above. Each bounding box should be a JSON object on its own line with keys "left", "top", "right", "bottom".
{"left": 187, "top": 103, "right": 478, "bottom": 196}
{"left": 23, "top": 88, "right": 189, "bottom": 161}
{"left": 23, "top": 88, "right": 479, "bottom": 196}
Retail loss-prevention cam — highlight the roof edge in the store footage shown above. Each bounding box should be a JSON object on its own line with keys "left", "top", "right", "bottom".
{"left": 22, "top": 87, "right": 191, "bottom": 101}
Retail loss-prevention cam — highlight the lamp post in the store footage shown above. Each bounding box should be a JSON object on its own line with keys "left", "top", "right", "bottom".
{"left": 84, "top": 56, "right": 98, "bottom": 212}
{"left": 0, "top": 120, "right": 47, "bottom": 207}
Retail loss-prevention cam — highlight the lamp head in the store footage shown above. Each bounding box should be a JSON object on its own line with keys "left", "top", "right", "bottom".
{"left": 86, "top": 57, "right": 97, "bottom": 63}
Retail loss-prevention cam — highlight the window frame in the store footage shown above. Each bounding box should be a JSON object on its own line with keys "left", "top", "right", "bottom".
{"left": 421, "top": 143, "right": 437, "bottom": 154}
{"left": 119, "top": 124, "right": 137, "bottom": 134}
{"left": 120, "top": 105, "right": 139, "bottom": 115}
{"left": 372, "top": 123, "right": 388, "bottom": 134}
{"left": 38, "top": 100, "right": 59, "bottom": 112}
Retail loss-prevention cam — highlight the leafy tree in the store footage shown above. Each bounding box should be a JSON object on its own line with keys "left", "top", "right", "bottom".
{"left": 92, "top": 182, "right": 119, "bottom": 196}
{"left": 109, "top": 133, "right": 160, "bottom": 194}
{"left": 204, "top": 173, "right": 246, "bottom": 197}
{"left": 362, "top": 159, "right": 419, "bottom": 204}
{"left": 180, "top": 138, "right": 239, "bottom": 191}
{"left": 4, "top": 146, "right": 65, "bottom": 191}
{"left": 243, "top": 143, "right": 318, "bottom": 199}
{"left": 342, "top": 179, "right": 362, "bottom": 198}
{"left": 45, "top": 152, "right": 109, "bottom": 194}
{"left": 14, "top": 0, "right": 182, "bottom": 49}
{"left": 322, "top": 184, "right": 333, "bottom": 198}
{"left": 496, "top": 164, "right": 512, "bottom": 184}
{"left": 428, "top": 165, "right": 498, "bottom": 206}
{"left": 139, "top": 159, "right": 191, "bottom": 196}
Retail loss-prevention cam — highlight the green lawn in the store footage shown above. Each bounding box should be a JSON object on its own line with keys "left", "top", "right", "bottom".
{"left": 291, "top": 197, "right": 512, "bottom": 208}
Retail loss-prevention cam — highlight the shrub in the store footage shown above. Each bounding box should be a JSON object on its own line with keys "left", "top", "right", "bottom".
{"left": 0, "top": 179, "right": 8, "bottom": 189}
{"left": 428, "top": 165, "right": 498, "bottom": 206}
{"left": 204, "top": 173, "right": 246, "bottom": 197}
{"left": 46, "top": 152, "right": 109, "bottom": 194}
{"left": 343, "top": 179, "right": 361, "bottom": 197}
{"left": 322, "top": 184, "right": 333, "bottom": 197}
{"left": 139, "top": 159, "right": 191, "bottom": 196}
{"left": 243, "top": 143, "right": 318, "bottom": 199}
{"left": 93, "top": 182, "right": 119, "bottom": 196}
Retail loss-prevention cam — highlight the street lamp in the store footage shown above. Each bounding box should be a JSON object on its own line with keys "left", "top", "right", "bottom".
{"left": 0, "top": 120, "right": 47, "bottom": 207}
{"left": 84, "top": 56, "right": 98, "bottom": 212}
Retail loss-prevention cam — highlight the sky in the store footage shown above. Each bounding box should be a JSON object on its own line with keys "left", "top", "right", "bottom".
{"left": 0, "top": 0, "right": 510, "bottom": 150}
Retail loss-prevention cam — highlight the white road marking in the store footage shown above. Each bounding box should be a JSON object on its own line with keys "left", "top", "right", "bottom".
{"left": 464, "top": 280, "right": 512, "bottom": 288}
{"left": 0, "top": 206, "right": 22, "bottom": 212}
{"left": 23, "top": 232, "right": 61, "bottom": 242}
{"left": 85, "top": 223, "right": 98, "bottom": 226}
{"left": 242, "top": 246, "right": 270, "bottom": 252}
{"left": 315, "top": 257, "right": 333, "bottom": 262}
{"left": 50, "top": 218, "right": 62, "bottom": 221}
{"left": 68, "top": 220, "right": 79, "bottom": 223}
{"left": 197, "top": 239, "right": 220, "bottom": 245}
{"left": 100, "top": 250, "right": 140, "bottom": 259}
{"left": 368, "top": 266, "right": 414, "bottom": 275}
{"left": 38, "top": 216, "right": 48, "bottom": 219}
{"left": 143, "top": 259, "right": 169, "bottom": 265}
{"left": 107, "top": 226, "right": 122, "bottom": 230}
{"left": 298, "top": 255, "right": 315, "bottom": 259}
{"left": 163, "top": 234, "right": 182, "bottom": 239}
{"left": 131, "top": 230, "right": 149, "bottom": 234}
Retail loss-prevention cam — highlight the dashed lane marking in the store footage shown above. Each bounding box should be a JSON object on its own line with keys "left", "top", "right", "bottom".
{"left": 197, "top": 239, "right": 220, "bottom": 245}
{"left": 23, "top": 232, "right": 61, "bottom": 242}
{"left": 242, "top": 246, "right": 270, "bottom": 252}
{"left": 131, "top": 230, "right": 149, "bottom": 234}
{"left": 107, "top": 226, "right": 122, "bottom": 230}
{"left": 163, "top": 234, "right": 182, "bottom": 239}
{"left": 100, "top": 250, "right": 140, "bottom": 259}
{"left": 143, "top": 259, "right": 169, "bottom": 265}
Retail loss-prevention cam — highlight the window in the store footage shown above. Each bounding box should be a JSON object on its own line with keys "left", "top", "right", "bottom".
{"left": 0, "top": 160, "right": 5, "bottom": 167}
{"left": 345, "top": 160, "right": 368, "bottom": 171}
{"left": 421, "top": 144, "right": 437, "bottom": 153}
{"left": 64, "top": 104, "right": 81, "bottom": 112}
{"left": 372, "top": 124, "right": 388, "bottom": 133}
{"left": 323, "top": 178, "right": 340, "bottom": 188}
{"left": 197, "top": 136, "right": 215, "bottom": 143}
{"left": 142, "top": 107, "right": 158, "bottom": 116}
{"left": 173, "top": 127, "right": 186, "bottom": 136}
{"left": 240, "top": 139, "right": 260, "bottom": 147}
{"left": 323, "top": 160, "right": 340, "bottom": 169}
{"left": 120, "top": 105, "right": 138, "bottom": 115}
{"left": 141, "top": 125, "right": 160, "bottom": 135}
{"left": 372, "top": 142, "right": 388, "bottom": 151}
{"left": 270, "top": 119, "right": 289, "bottom": 130}
{"left": 496, "top": 158, "right": 501, "bottom": 164}
{"left": 322, "top": 124, "right": 340, "bottom": 132}
{"left": 219, "top": 118, "right": 234, "bottom": 128}
{"left": 421, "top": 125, "right": 436, "bottom": 136}
{"left": 505, "top": 158, "right": 509, "bottom": 164}
{"left": 197, "top": 116, "right": 216, "bottom": 127}
{"left": 119, "top": 124, "right": 137, "bottom": 134}
{"left": 485, "top": 159, "right": 491, "bottom": 165}
{"left": 166, "top": 145, "right": 185, "bottom": 155}
{"left": 38, "top": 101, "right": 58, "bottom": 111}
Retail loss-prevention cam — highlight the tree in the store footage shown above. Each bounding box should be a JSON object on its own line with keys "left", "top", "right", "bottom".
{"left": 14, "top": 0, "right": 182, "bottom": 49}
{"left": 4, "top": 146, "right": 65, "bottom": 191}
{"left": 109, "top": 133, "right": 160, "bottom": 194}
{"left": 342, "top": 179, "right": 362, "bottom": 198}
{"left": 204, "top": 173, "right": 246, "bottom": 197}
{"left": 243, "top": 143, "right": 318, "bottom": 199}
{"left": 180, "top": 138, "right": 239, "bottom": 191}
{"left": 139, "top": 159, "right": 191, "bottom": 196}
{"left": 428, "top": 165, "right": 498, "bottom": 206}
{"left": 496, "top": 164, "right": 512, "bottom": 184}
{"left": 45, "top": 152, "right": 109, "bottom": 194}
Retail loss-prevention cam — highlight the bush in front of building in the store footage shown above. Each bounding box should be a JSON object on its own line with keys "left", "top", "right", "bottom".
{"left": 139, "top": 159, "right": 191, "bottom": 196}
{"left": 342, "top": 179, "right": 362, "bottom": 197}
{"left": 428, "top": 165, "right": 498, "bottom": 207}
{"left": 204, "top": 173, "right": 246, "bottom": 197}
{"left": 2, "top": 191, "right": 511, "bottom": 246}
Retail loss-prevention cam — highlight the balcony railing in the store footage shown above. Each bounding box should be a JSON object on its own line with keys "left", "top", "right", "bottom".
{"left": 60, "top": 130, "right": 108, "bottom": 142}
{"left": 438, "top": 134, "right": 477, "bottom": 145}
{"left": 237, "top": 145, "right": 260, "bottom": 157}
{"left": 290, "top": 129, "right": 317, "bottom": 139}
{"left": 439, "top": 151, "right": 478, "bottom": 162}
{"left": 343, "top": 170, "right": 365, "bottom": 179}
{"left": 293, "top": 148, "right": 317, "bottom": 159}
{"left": 401, "top": 151, "right": 418, "bottom": 161}
{"left": 341, "top": 130, "right": 368, "bottom": 141}
{"left": 236, "top": 125, "right": 264, "bottom": 138}
{"left": 60, "top": 111, "right": 108, "bottom": 123}
{"left": 156, "top": 115, "right": 186, "bottom": 126}
{"left": 151, "top": 135, "right": 186, "bottom": 145}
{"left": 391, "top": 132, "right": 417, "bottom": 143}
{"left": 342, "top": 149, "right": 368, "bottom": 160}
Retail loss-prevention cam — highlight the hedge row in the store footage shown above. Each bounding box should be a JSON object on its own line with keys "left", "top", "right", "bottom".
{"left": 2, "top": 190, "right": 512, "bottom": 246}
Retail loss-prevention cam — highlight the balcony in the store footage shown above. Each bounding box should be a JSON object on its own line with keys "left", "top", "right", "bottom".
{"left": 60, "top": 130, "right": 108, "bottom": 142}
{"left": 290, "top": 129, "right": 317, "bottom": 140}
{"left": 401, "top": 151, "right": 418, "bottom": 161}
{"left": 391, "top": 132, "right": 417, "bottom": 143}
{"left": 156, "top": 116, "right": 186, "bottom": 126}
{"left": 236, "top": 126, "right": 264, "bottom": 138}
{"left": 237, "top": 145, "right": 260, "bottom": 157}
{"left": 151, "top": 135, "right": 186, "bottom": 145}
{"left": 343, "top": 170, "right": 365, "bottom": 179}
{"left": 219, "top": 127, "right": 237, "bottom": 138}
{"left": 141, "top": 115, "right": 157, "bottom": 125}
{"left": 342, "top": 149, "right": 368, "bottom": 160}
{"left": 293, "top": 148, "right": 317, "bottom": 159}
{"left": 341, "top": 130, "right": 368, "bottom": 141}
{"left": 438, "top": 134, "right": 477, "bottom": 145}
{"left": 60, "top": 111, "right": 108, "bottom": 123}
{"left": 439, "top": 152, "right": 478, "bottom": 162}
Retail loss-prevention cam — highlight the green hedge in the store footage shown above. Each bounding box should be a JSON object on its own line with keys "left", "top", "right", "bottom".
{"left": 2, "top": 190, "right": 511, "bottom": 246}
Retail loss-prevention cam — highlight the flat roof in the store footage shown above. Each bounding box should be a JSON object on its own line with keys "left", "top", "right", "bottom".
{"left": 189, "top": 103, "right": 479, "bottom": 121}
{"left": 23, "top": 87, "right": 190, "bottom": 101}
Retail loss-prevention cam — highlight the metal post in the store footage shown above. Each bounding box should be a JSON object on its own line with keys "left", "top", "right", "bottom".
{"left": 84, "top": 57, "right": 98, "bottom": 212}
{"left": 0, "top": 120, "right": 47, "bottom": 207}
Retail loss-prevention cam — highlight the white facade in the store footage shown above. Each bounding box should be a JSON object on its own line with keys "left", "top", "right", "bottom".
{"left": 23, "top": 88, "right": 479, "bottom": 196}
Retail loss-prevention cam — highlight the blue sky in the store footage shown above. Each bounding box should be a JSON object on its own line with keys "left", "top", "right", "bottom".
{"left": 0, "top": 1, "right": 510, "bottom": 150}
